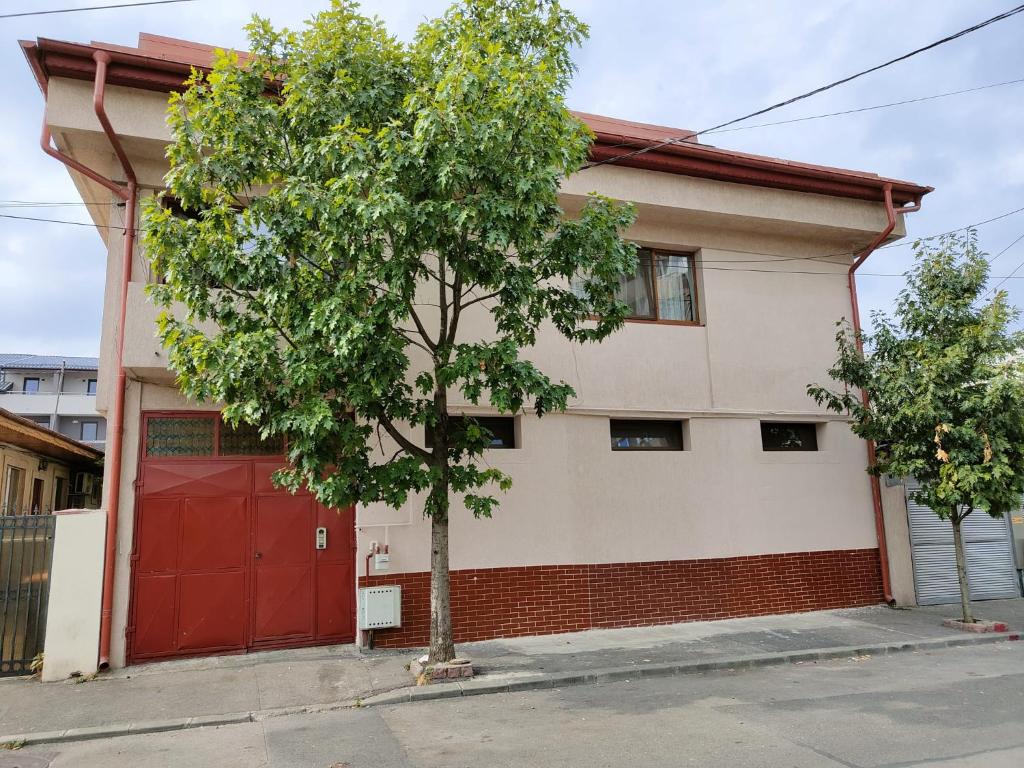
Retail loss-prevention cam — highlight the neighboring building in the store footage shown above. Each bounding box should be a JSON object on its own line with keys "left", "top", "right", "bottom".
{"left": 0, "top": 355, "right": 106, "bottom": 453}
{"left": 0, "top": 408, "right": 103, "bottom": 515}
{"left": 21, "top": 33, "right": 935, "bottom": 670}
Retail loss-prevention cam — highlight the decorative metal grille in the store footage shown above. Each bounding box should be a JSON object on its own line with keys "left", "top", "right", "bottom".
{"left": 145, "top": 417, "right": 215, "bottom": 457}
{"left": 0, "top": 515, "right": 56, "bottom": 676}
{"left": 219, "top": 421, "right": 282, "bottom": 456}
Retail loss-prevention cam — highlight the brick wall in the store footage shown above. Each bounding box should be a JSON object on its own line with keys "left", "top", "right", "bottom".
{"left": 359, "top": 548, "right": 883, "bottom": 648}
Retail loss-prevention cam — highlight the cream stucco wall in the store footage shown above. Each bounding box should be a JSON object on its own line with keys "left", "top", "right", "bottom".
{"left": 46, "top": 76, "right": 913, "bottom": 666}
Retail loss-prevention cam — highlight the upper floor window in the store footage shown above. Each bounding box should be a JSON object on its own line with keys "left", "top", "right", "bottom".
{"left": 80, "top": 421, "right": 99, "bottom": 442}
{"left": 86, "top": 379, "right": 97, "bottom": 395}
{"left": 22, "top": 378, "right": 40, "bottom": 393}
{"left": 574, "top": 248, "right": 698, "bottom": 324}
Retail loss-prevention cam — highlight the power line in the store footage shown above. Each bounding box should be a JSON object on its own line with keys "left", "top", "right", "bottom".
{"left": 878, "top": 205, "right": 1024, "bottom": 251}
{"left": 704, "top": 77, "right": 1024, "bottom": 134}
{"left": 0, "top": 0, "right": 196, "bottom": 19}
{"left": 5, "top": 202, "right": 1024, "bottom": 270}
{"left": 985, "top": 233, "right": 1024, "bottom": 295}
{"left": 987, "top": 232, "right": 1024, "bottom": 264}
{"left": 582, "top": 3, "right": 1024, "bottom": 171}
{"left": 0, "top": 201, "right": 110, "bottom": 208}
{"left": 699, "top": 203, "right": 1024, "bottom": 265}
{"left": 0, "top": 212, "right": 134, "bottom": 231}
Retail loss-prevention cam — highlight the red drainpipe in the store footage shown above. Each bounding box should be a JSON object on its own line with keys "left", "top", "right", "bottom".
{"left": 848, "top": 182, "right": 922, "bottom": 605}
{"left": 40, "top": 51, "right": 137, "bottom": 668}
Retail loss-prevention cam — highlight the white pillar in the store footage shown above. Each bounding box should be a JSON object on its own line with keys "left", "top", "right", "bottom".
{"left": 42, "top": 509, "right": 106, "bottom": 682}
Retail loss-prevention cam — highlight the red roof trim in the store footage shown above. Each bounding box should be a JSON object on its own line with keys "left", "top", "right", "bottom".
{"left": 20, "top": 36, "right": 932, "bottom": 205}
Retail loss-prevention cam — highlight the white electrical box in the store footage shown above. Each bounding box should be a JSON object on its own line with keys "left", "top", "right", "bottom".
{"left": 373, "top": 552, "right": 390, "bottom": 570}
{"left": 359, "top": 585, "right": 402, "bottom": 629}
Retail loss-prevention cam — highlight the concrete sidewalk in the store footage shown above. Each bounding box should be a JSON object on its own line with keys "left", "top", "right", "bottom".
{"left": 1, "top": 600, "right": 1021, "bottom": 746}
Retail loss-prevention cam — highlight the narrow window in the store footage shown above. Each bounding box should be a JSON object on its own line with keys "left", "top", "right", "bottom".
{"left": 22, "top": 377, "right": 40, "bottom": 393}
{"left": 86, "top": 379, "right": 97, "bottom": 395}
{"left": 425, "top": 416, "right": 517, "bottom": 450}
{"left": 80, "top": 421, "right": 99, "bottom": 442}
{"left": 761, "top": 422, "right": 819, "bottom": 451}
{"left": 610, "top": 419, "right": 685, "bottom": 451}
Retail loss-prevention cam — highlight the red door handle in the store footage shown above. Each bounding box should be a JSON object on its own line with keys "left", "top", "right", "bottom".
{"left": 254, "top": 552, "right": 262, "bottom": 559}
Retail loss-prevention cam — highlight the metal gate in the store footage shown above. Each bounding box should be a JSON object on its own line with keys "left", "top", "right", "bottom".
{"left": 0, "top": 515, "right": 56, "bottom": 676}
{"left": 906, "top": 483, "right": 1020, "bottom": 605}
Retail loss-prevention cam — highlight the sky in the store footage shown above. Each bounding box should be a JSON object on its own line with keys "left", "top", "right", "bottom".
{"left": 0, "top": 0, "right": 1023, "bottom": 356}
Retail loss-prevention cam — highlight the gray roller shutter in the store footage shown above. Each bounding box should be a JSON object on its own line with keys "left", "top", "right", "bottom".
{"left": 906, "top": 482, "right": 1020, "bottom": 605}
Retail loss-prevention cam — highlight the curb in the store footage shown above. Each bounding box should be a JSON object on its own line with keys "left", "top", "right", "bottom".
{"left": 359, "top": 630, "right": 1022, "bottom": 707}
{"left": 2, "top": 631, "right": 1018, "bottom": 747}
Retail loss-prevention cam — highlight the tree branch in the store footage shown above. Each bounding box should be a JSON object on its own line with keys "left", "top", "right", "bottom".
{"left": 458, "top": 288, "right": 502, "bottom": 311}
{"left": 407, "top": 305, "right": 438, "bottom": 352}
{"left": 377, "top": 414, "right": 431, "bottom": 461}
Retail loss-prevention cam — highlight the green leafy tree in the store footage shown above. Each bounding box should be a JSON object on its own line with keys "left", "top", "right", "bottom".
{"left": 143, "top": 0, "right": 636, "bottom": 662}
{"left": 808, "top": 232, "right": 1024, "bottom": 623}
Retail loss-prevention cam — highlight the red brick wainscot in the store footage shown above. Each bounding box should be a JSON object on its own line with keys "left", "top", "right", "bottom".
{"left": 358, "top": 548, "right": 883, "bottom": 648}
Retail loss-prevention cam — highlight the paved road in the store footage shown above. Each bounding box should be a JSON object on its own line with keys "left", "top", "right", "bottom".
{"left": 11, "top": 641, "right": 1024, "bottom": 767}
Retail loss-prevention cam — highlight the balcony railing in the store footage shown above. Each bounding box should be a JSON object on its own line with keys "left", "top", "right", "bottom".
{"left": 0, "top": 390, "right": 96, "bottom": 396}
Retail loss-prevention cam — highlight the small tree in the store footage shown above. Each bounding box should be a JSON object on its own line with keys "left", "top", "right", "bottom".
{"left": 809, "top": 232, "right": 1024, "bottom": 623}
{"left": 143, "top": 0, "right": 636, "bottom": 662}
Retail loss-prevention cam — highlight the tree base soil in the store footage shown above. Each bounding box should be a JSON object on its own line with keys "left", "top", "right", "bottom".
{"left": 942, "top": 618, "right": 1008, "bottom": 633}
{"left": 410, "top": 655, "right": 475, "bottom": 684}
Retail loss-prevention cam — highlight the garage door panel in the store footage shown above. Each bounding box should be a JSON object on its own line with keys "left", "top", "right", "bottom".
{"left": 253, "top": 462, "right": 297, "bottom": 494}
{"left": 144, "top": 462, "right": 252, "bottom": 497}
{"left": 316, "top": 562, "right": 355, "bottom": 640}
{"left": 906, "top": 482, "right": 1020, "bottom": 605}
{"left": 966, "top": 540, "right": 1019, "bottom": 600}
{"left": 256, "top": 496, "right": 313, "bottom": 566}
{"left": 133, "top": 422, "right": 354, "bottom": 663}
{"left": 254, "top": 565, "right": 313, "bottom": 641}
{"left": 137, "top": 498, "right": 179, "bottom": 574}
{"left": 316, "top": 504, "right": 354, "bottom": 564}
{"left": 178, "top": 571, "right": 247, "bottom": 652}
{"left": 132, "top": 575, "right": 177, "bottom": 658}
{"left": 180, "top": 497, "right": 249, "bottom": 571}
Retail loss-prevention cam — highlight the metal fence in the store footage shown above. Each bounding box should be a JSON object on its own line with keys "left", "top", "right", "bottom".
{"left": 0, "top": 514, "right": 56, "bottom": 676}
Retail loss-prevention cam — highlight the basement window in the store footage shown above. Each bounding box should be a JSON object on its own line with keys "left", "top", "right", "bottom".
{"left": 425, "top": 416, "right": 517, "bottom": 450}
{"left": 610, "top": 419, "right": 685, "bottom": 451}
{"left": 760, "top": 422, "right": 819, "bottom": 452}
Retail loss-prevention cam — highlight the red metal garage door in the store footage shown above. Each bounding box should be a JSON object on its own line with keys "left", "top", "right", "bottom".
{"left": 127, "top": 413, "right": 355, "bottom": 664}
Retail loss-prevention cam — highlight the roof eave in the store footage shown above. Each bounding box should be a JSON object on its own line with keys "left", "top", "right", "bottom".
{"left": 22, "top": 38, "right": 933, "bottom": 207}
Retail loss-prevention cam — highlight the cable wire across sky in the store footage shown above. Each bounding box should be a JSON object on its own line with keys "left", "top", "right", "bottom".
{"left": 0, "top": 0, "right": 197, "bottom": 20}
{"left": 583, "top": 3, "right": 1024, "bottom": 171}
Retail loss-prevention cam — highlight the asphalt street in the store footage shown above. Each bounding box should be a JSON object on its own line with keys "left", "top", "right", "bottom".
{"left": 10, "top": 641, "right": 1024, "bottom": 768}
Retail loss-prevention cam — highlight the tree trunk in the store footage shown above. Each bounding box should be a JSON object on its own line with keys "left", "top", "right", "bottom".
{"left": 428, "top": 512, "right": 455, "bottom": 663}
{"left": 951, "top": 514, "right": 974, "bottom": 624}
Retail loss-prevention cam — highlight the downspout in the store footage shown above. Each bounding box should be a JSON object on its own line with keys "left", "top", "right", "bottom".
{"left": 848, "top": 182, "right": 922, "bottom": 606}
{"left": 39, "top": 50, "right": 137, "bottom": 669}
{"left": 93, "top": 51, "right": 138, "bottom": 670}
